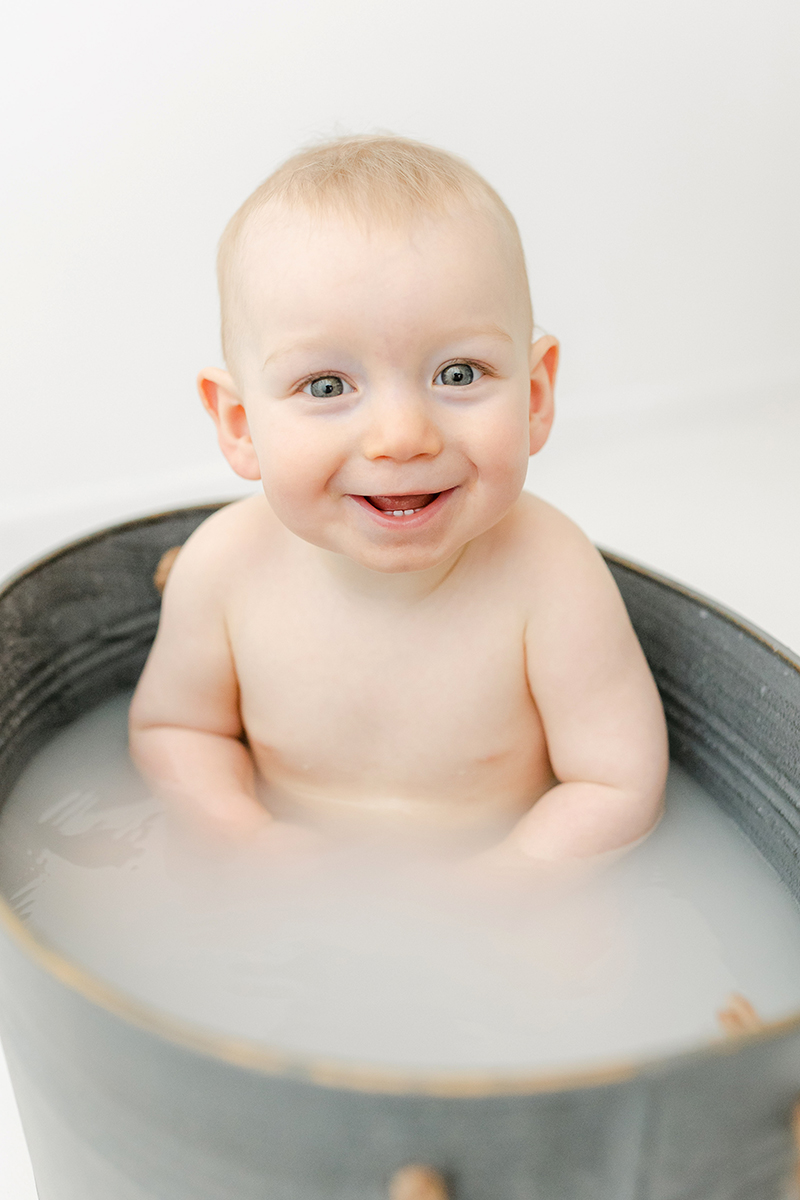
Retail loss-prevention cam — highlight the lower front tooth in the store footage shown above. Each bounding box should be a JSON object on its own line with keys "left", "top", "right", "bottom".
{"left": 403, "top": 509, "right": 415, "bottom": 516}
{"left": 392, "top": 510, "right": 404, "bottom": 517}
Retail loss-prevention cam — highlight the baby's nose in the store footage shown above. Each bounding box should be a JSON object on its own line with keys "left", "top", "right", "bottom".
{"left": 361, "top": 392, "right": 444, "bottom": 462}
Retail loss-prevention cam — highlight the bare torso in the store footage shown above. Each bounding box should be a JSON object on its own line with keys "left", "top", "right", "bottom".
{"left": 229, "top": 497, "right": 552, "bottom": 833}
{"left": 130, "top": 492, "right": 667, "bottom": 858}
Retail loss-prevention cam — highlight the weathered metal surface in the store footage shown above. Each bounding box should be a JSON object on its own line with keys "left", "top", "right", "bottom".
{"left": 0, "top": 507, "right": 798, "bottom": 1199}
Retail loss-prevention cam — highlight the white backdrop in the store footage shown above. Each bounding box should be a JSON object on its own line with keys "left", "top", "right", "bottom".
{"left": 1, "top": 5, "right": 800, "bottom": 1193}
{"left": 2, "top": 0, "right": 798, "bottom": 528}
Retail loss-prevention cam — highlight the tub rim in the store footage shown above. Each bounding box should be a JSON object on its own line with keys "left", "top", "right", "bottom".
{"left": 1, "top": 504, "right": 800, "bottom": 1099}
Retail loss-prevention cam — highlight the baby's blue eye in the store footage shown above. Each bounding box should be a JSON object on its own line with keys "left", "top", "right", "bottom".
{"left": 436, "top": 363, "right": 480, "bottom": 387}
{"left": 303, "top": 375, "right": 351, "bottom": 398}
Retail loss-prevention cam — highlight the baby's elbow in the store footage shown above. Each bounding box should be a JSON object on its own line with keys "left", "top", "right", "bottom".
{"left": 127, "top": 717, "right": 157, "bottom": 770}
{"left": 639, "top": 782, "right": 666, "bottom": 840}
{"left": 633, "top": 696, "right": 670, "bottom": 816}
{"left": 625, "top": 756, "right": 668, "bottom": 845}
{"left": 127, "top": 697, "right": 153, "bottom": 747}
{"left": 127, "top": 699, "right": 170, "bottom": 772}
{"left": 649, "top": 718, "right": 670, "bottom": 813}
{"left": 609, "top": 735, "right": 669, "bottom": 849}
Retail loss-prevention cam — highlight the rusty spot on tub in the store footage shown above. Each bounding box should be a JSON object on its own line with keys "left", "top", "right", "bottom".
{"left": 791, "top": 1099, "right": 800, "bottom": 1196}
{"left": 389, "top": 1165, "right": 450, "bottom": 1200}
{"left": 154, "top": 546, "right": 182, "bottom": 594}
{"left": 717, "top": 993, "right": 764, "bottom": 1036}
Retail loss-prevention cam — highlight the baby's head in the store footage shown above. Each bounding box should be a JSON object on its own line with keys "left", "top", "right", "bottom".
{"left": 200, "top": 135, "right": 558, "bottom": 574}
{"left": 217, "top": 135, "right": 534, "bottom": 382}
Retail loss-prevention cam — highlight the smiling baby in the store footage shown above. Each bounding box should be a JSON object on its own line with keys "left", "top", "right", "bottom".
{"left": 129, "top": 135, "right": 668, "bottom": 863}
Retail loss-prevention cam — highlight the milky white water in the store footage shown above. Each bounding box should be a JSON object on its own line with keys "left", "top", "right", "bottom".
{"left": 2, "top": 692, "right": 800, "bottom": 1074}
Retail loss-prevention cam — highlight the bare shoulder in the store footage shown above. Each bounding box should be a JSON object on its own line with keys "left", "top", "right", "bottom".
{"left": 504, "top": 493, "right": 642, "bottom": 676}
{"left": 161, "top": 495, "right": 279, "bottom": 597}
{"left": 512, "top": 491, "right": 647, "bottom": 695}
{"left": 506, "top": 492, "right": 612, "bottom": 595}
{"left": 130, "top": 496, "right": 276, "bottom": 730}
{"left": 511, "top": 496, "right": 668, "bottom": 831}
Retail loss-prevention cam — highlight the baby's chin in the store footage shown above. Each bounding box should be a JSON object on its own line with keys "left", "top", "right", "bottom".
{"left": 323, "top": 536, "right": 466, "bottom": 576}
{"left": 264, "top": 489, "right": 522, "bottom": 575}
{"left": 281, "top": 522, "right": 466, "bottom": 576}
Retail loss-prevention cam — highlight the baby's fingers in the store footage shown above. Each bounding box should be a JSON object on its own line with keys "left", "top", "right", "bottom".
{"left": 251, "top": 818, "right": 327, "bottom": 869}
{"left": 452, "top": 837, "right": 597, "bottom": 898}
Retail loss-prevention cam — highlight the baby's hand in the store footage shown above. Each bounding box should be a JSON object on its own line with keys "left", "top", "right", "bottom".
{"left": 159, "top": 782, "right": 323, "bottom": 866}
{"left": 249, "top": 816, "right": 326, "bottom": 866}
{"left": 166, "top": 809, "right": 327, "bottom": 887}
{"left": 451, "top": 833, "right": 610, "bottom": 899}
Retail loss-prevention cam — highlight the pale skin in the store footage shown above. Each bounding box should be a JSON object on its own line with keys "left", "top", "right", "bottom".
{"left": 129, "top": 202, "right": 669, "bottom": 864}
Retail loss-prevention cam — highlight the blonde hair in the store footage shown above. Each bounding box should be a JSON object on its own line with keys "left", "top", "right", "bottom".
{"left": 217, "top": 134, "right": 532, "bottom": 373}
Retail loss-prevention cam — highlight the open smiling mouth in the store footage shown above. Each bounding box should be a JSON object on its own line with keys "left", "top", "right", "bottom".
{"left": 362, "top": 492, "right": 442, "bottom": 518}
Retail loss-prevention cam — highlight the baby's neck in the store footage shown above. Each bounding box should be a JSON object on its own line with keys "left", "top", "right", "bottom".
{"left": 313, "top": 545, "right": 466, "bottom": 605}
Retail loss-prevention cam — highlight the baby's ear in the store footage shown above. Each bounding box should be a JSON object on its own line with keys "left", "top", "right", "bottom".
{"left": 528, "top": 336, "right": 558, "bottom": 456}
{"left": 197, "top": 368, "right": 261, "bottom": 481}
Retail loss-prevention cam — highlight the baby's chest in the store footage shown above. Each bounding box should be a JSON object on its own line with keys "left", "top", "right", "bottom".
{"left": 230, "top": 601, "right": 536, "bottom": 759}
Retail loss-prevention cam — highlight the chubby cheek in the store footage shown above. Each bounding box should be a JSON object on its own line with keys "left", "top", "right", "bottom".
{"left": 468, "top": 408, "right": 531, "bottom": 509}
{"left": 258, "top": 462, "right": 311, "bottom": 534}
{"left": 251, "top": 417, "right": 344, "bottom": 540}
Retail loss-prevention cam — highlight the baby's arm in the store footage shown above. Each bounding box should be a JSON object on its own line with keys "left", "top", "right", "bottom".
{"left": 129, "top": 517, "right": 267, "bottom": 836}
{"left": 514, "top": 510, "right": 668, "bottom": 861}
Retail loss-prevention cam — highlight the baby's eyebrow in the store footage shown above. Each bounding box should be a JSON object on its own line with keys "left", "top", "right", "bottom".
{"left": 262, "top": 338, "right": 327, "bottom": 370}
{"left": 441, "top": 324, "right": 514, "bottom": 346}
{"left": 261, "top": 325, "right": 515, "bottom": 371}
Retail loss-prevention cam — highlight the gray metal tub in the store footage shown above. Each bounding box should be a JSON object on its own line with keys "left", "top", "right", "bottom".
{"left": 1, "top": 504, "right": 799, "bottom": 1200}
